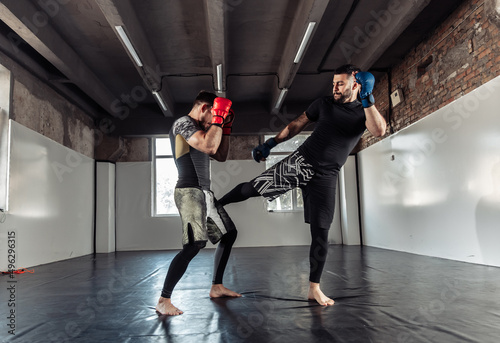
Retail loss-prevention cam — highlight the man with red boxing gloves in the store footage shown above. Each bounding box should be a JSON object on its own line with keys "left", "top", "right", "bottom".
{"left": 156, "top": 91, "right": 241, "bottom": 316}
{"left": 219, "top": 65, "right": 387, "bottom": 306}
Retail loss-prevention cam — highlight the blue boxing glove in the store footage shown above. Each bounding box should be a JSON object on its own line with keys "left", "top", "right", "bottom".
{"left": 252, "top": 137, "right": 277, "bottom": 163}
{"left": 355, "top": 71, "right": 375, "bottom": 108}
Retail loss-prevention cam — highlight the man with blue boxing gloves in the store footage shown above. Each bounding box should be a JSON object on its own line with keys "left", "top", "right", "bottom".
{"left": 219, "top": 64, "right": 386, "bottom": 306}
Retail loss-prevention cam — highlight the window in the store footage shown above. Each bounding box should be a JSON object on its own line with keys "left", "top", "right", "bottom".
{"left": 153, "top": 137, "right": 178, "bottom": 216}
{"left": 264, "top": 134, "right": 310, "bottom": 212}
{"left": 153, "top": 134, "right": 310, "bottom": 214}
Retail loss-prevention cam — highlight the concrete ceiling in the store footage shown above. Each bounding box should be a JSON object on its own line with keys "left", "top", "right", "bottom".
{"left": 0, "top": 0, "right": 463, "bottom": 136}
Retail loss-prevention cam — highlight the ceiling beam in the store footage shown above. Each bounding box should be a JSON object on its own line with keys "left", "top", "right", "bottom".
{"left": 95, "top": 0, "right": 174, "bottom": 117}
{"left": 0, "top": 0, "right": 121, "bottom": 117}
{"left": 0, "top": 32, "right": 106, "bottom": 120}
{"left": 204, "top": 0, "right": 226, "bottom": 97}
{"left": 270, "top": 0, "right": 330, "bottom": 114}
{"left": 348, "top": 0, "right": 431, "bottom": 70}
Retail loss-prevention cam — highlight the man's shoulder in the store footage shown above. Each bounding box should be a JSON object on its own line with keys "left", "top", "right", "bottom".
{"left": 172, "top": 116, "right": 200, "bottom": 138}
{"left": 316, "top": 96, "right": 334, "bottom": 104}
{"left": 173, "top": 115, "right": 194, "bottom": 126}
{"left": 173, "top": 116, "right": 199, "bottom": 128}
{"left": 307, "top": 96, "right": 333, "bottom": 111}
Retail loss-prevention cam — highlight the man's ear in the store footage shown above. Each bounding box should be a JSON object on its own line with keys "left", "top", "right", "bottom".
{"left": 200, "top": 103, "right": 209, "bottom": 114}
{"left": 351, "top": 72, "right": 359, "bottom": 90}
{"left": 352, "top": 79, "right": 359, "bottom": 91}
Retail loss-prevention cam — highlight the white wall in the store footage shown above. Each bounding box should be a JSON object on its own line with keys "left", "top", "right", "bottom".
{"left": 358, "top": 76, "right": 500, "bottom": 266}
{"left": 115, "top": 162, "right": 183, "bottom": 251}
{"left": 0, "top": 121, "right": 94, "bottom": 270}
{"left": 115, "top": 158, "right": 346, "bottom": 251}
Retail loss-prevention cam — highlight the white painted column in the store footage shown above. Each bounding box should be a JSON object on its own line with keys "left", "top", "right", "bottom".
{"left": 96, "top": 162, "right": 116, "bottom": 253}
{"left": 339, "top": 155, "right": 361, "bottom": 245}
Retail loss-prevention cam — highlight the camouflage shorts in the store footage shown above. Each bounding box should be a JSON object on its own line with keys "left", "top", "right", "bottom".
{"left": 174, "top": 188, "right": 236, "bottom": 246}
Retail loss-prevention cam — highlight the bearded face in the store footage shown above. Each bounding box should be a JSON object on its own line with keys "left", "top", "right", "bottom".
{"left": 332, "top": 74, "right": 356, "bottom": 104}
{"left": 333, "top": 85, "right": 353, "bottom": 104}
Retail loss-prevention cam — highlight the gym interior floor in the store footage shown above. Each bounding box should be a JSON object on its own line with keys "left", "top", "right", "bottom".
{"left": 2, "top": 245, "right": 500, "bottom": 343}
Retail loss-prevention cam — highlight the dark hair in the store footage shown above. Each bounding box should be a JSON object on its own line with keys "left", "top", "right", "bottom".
{"left": 193, "top": 90, "right": 217, "bottom": 108}
{"left": 334, "top": 64, "right": 361, "bottom": 75}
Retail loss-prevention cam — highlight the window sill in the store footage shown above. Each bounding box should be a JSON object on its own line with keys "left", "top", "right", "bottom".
{"left": 153, "top": 213, "right": 180, "bottom": 218}
{"left": 267, "top": 209, "right": 303, "bottom": 213}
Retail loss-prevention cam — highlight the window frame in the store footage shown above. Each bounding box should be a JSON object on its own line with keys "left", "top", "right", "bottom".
{"left": 0, "top": 64, "right": 11, "bottom": 212}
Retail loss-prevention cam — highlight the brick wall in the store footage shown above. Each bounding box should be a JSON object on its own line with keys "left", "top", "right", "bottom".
{"left": 2, "top": 54, "right": 97, "bottom": 159}
{"left": 360, "top": 0, "right": 500, "bottom": 150}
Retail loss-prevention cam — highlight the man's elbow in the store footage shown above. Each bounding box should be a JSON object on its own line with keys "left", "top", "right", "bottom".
{"left": 372, "top": 126, "right": 386, "bottom": 137}
{"left": 210, "top": 154, "right": 226, "bottom": 162}
{"left": 213, "top": 154, "right": 227, "bottom": 162}
{"left": 205, "top": 144, "right": 218, "bottom": 156}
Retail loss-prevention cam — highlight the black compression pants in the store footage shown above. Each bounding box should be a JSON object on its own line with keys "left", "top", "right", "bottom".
{"left": 219, "top": 181, "right": 330, "bottom": 283}
{"left": 212, "top": 229, "right": 238, "bottom": 284}
{"left": 161, "top": 230, "right": 238, "bottom": 298}
{"left": 218, "top": 182, "right": 260, "bottom": 206}
{"left": 309, "top": 224, "right": 329, "bottom": 283}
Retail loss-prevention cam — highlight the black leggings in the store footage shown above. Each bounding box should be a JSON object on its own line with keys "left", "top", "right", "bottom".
{"left": 212, "top": 230, "right": 238, "bottom": 284}
{"left": 219, "top": 181, "right": 330, "bottom": 283}
{"left": 161, "top": 230, "right": 238, "bottom": 298}
{"left": 218, "top": 182, "right": 260, "bottom": 206}
{"left": 309, "top": 224, "right": 329, "bottom": 283}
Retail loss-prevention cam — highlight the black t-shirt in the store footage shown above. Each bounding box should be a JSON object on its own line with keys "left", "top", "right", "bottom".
{"left": 169, "top": 116, "right": 210, "bottom": 190}
{"left": 298, "top": 96, "right": 366, "bottom": 173}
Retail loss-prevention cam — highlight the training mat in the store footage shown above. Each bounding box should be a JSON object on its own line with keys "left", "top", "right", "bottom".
{"left": 2, "top": 245, "right": 500, "bottom": 343}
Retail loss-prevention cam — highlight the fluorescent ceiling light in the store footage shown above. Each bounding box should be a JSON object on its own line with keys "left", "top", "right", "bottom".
{"left": 294, "top": 22, "right": 316, "bottom": 64}
{"left": 274, "top": 88, "right": 288, "bottom": 110}
{"left": 152, "top": 90, "right": 168, "bottom": 112}
{"left": 115, "top": 26, "right": 143, "bottom": 67}
{"left": 216, "top": 64, "right": 223, "bottom": 92}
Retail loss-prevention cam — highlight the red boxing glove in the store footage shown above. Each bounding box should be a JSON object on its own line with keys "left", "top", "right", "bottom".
{"left": 222, "top": 109, "right": 235, "bottom": 135}
{"left": 211, "top": 97, "right": 232, "bottom": 127}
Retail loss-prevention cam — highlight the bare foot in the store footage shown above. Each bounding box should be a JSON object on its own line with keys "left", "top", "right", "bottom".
{"left": 155, "top": 297, "right": 183, "bottom": 316}
{"left": 308, "top": 282, "right": 334, "bottom": 306}
{"left": 209, "top": 284, "right": 242, "bottom": 298}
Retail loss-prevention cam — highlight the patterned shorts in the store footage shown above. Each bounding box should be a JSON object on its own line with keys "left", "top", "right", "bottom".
{"left": 174, "top": 188, "right": 236, "bottom": 246}
{"left": 251, "top": 150, "right": 315, "bottom": 201}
